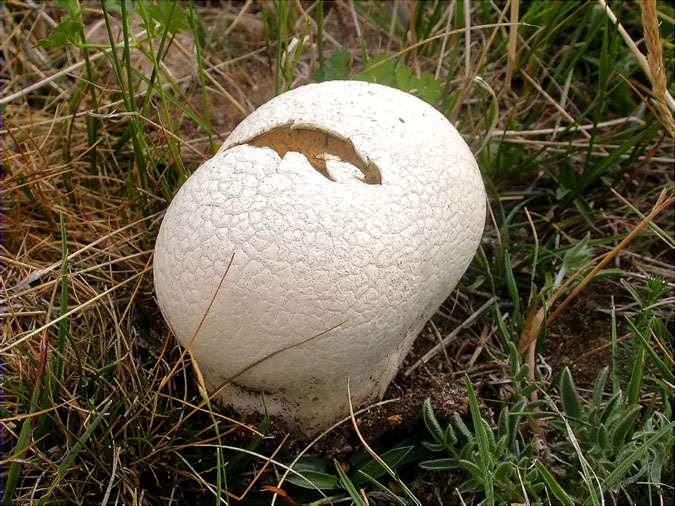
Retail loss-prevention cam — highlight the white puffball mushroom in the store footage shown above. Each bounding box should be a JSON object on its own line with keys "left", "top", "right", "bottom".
{"left": 153, "top": 80, "right": 486, "bottom": 435}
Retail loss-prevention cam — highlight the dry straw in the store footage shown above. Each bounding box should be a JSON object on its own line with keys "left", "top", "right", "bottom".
{"left": 599, "top": 0, "right": 674, "bottom": 135}
{"left": 639, "top": 0, "right": 675, "bottom": 136}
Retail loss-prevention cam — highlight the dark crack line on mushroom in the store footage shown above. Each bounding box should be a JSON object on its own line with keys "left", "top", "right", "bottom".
{"left": 231, "top": 126, "right": 382, "bottom": 185}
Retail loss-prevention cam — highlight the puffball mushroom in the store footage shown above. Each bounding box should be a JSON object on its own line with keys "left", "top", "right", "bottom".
{"left": 153, "top": 80, "right": 486, "bottom": 435}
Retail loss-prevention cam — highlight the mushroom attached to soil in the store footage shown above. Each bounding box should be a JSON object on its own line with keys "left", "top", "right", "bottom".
{"left": 153, "top": 80, "right": 486, "bottom": 435}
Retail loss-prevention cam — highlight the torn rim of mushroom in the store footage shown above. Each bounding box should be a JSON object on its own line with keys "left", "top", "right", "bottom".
{"left": 229, "top": 123, "right": 382, "bottom": 185}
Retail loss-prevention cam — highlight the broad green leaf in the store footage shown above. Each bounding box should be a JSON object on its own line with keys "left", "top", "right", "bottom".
{"left": 105, "top": 0, "right": 137, "bottom": 15}
{"left": 394, "top": 63, "right": 414, "bottom": 90}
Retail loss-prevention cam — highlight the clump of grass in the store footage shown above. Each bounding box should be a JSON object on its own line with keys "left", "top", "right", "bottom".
{"left": 2, "top": 1, "right": 673, "bottom": 504}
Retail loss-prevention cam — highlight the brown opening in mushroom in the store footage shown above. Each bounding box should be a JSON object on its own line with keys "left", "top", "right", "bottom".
{"left": 245, "top": 127, "right": 382, "bottom": 184}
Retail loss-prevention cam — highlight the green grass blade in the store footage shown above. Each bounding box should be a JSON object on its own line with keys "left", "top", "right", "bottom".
{"left": 40, "top": 400, "right": 111, "bottom": 504}
{"left": 3, "top": 385, "right": 42, "bottom": 505}
{"left": 625, "top": 317, "right": 674, "bottom": 383}
{"left": 334, "top": 459, "right": 365, "bottom": 506}
{"left": 604, "top": 422, "right": 675, "bottom": 490}
{"left": 503, "top": 250, "right": 521, "bottom": 327}
{"left": 626, "top": 345, "right": 645, "bottom": 406}
{"left": 188, "top": 0, "right": 214, "bottom": 151}
{"left": 560, "top": 366, "right": 582, "bottom": 420}
{"left": 54, "top": 214, "right": 69, "bottom": 382}
{"left": 356, "top": 471, "right": 407, "bottom": 506}
{"left": 464, "top": 376, "right": 494, "bottom": 506}
{"left": 535, "top": 461, "right": 574, "bottom": 506}
{"left": 423, "top": 398, "right": 446, "bottom": 446}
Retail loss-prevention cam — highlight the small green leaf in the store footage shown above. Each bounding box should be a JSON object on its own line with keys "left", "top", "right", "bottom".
{"left": 560, "top": 367, "right": 582, "bottom": 420}
{"left": 452, "top": 412, "right": 473, "bottom": 442}
{"left": 610, "top": 404, "right": 641, "bottom": 447}
{"left": 355, "top": 54, "right": 396, "bottom": 85}
{"left": 55, "top": 0, "right": 78, "bottom": 16}
{"left": 146, "top": 1, "right": 190, "bottom": 35}
{"left": 627, "top": 345, "right": 645, "bottom": 405}
{"left": 457, "top": 459, "right": 484, "bottom": 482}
{"left": 445, "top": 421, "right": 457, "bottom": 446}
{"left": 508, "top": 340, "right": 520, "bottom": 378}
{"left": 597, "top": 423, "right": 609, "bottom": 449}
{"left": 286, "top": 456, "right": 339, "bottom": 490}
{"left": 625, "top": 316, "right": 674, "bottom": 383}
{"left": 503, "top": 250, "right": 521, "bottom": 325}
{"left": 352, "top": 446, "right": 414, "bottom": 485}
{"left": 422, "top": 441, "right": 445, "bottom": 452}
{"left": 563, "top": 235, "right": 593, "bottom": 272}
{"left": 604, "top": 422, "right": 675, "bottom": 490}
{"left": 465, "top": 376, "right": 494, "bottom": 505}
{"left": 37, "top": 15, "right": 83, "bottom": 48}
{"left": 287, "top": 469, "right": 339, "bottom": 490}
{"left": 493, "top": 461, "right": 513, "bottom": 482}
{"left": 334, "top": 459, "right": 365, "bottom": 506}
{"left": 423, "top": 398, "right": 446, "bottom": 446}
{"left": 408, "top": 72, "right": 442, "bottom": 103}
{"left": 507, "top": 399, "right": 526, "bottom": 449}
{"left": 535, "top": 461, "right": 574, "bottom": 506}
{"left": 600, "top": 391, "right": 622, "bottom": 424}
{"left": 314, "top": 49, "right": 351, "bottom": 82}
{"left": 592, "top": 367, "right": 609, "bottom": 408}
{"left": 419, "top": 458, "right": 457, "bottom": 470}
{"left": 648, "top": 440, "right": 667, "bottom": 486}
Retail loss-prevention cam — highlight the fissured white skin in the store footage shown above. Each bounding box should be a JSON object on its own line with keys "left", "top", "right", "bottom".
{"left": 153, "top": 81, "right": 486, "bottom": 435}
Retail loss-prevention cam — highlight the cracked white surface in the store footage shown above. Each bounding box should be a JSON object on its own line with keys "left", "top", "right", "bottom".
{"left": 153, "top": 81, "right": 486, "bottom": 435}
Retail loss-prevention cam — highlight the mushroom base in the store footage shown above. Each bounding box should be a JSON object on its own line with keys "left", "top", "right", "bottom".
{"left": 199, "top": 339, "right": 412, "bottom": 437}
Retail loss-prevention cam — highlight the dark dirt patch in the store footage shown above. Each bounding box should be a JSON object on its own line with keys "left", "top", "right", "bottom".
{"left": 314, "top": 369, "right": 467, "bottom": 458}
{"left": 223, "top": 359, "right": 468, "bottom": 462}
{"left": 544, "top": 280, "right": 626, "bottom": 386}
